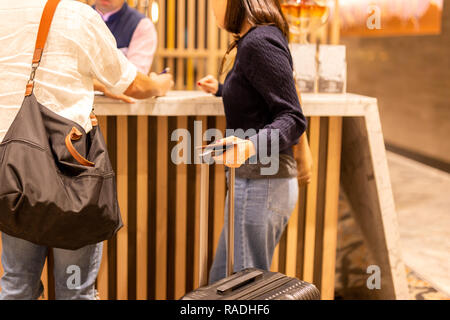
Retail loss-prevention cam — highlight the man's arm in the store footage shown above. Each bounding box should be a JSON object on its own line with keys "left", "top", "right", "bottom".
{"left": 77, "top": 5, "right": 173, "bottom": 100}
{"left": 94, "top": 71, "right": 173, "bottom": 102}
{"left": 93, "top": 78, "right": 134, "bottom": 103}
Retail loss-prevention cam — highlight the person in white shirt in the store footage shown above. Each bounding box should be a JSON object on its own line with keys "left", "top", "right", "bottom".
{"left": 0, "top": 0, "right": 173, "bottom": 300}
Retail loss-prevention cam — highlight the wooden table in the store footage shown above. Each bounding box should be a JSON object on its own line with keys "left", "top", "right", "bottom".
{"left": 0, "top": 91, "right": 410, "bottom": 300}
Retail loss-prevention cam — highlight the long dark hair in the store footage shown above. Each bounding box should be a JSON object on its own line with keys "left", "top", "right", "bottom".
{"left": 224, "top": 0, "right": 289, "bottom": 39}
{"left": 219, "top": 0, "right": 290, "bottom": 74}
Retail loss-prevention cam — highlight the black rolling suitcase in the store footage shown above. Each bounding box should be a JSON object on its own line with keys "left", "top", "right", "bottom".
{"left": 182, "top": 148, "right": 320, "bottom": 300}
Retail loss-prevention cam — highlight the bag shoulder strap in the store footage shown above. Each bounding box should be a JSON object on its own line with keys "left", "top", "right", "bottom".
{"left": 25, "top": 0, "right": 61, "bottom": 96}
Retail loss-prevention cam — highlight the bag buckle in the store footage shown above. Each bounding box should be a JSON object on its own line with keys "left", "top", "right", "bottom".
{"left": 29, "top": 62, "right": 40, "bottom": 82}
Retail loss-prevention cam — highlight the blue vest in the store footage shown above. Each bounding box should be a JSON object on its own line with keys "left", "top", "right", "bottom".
{"left": 93, "top": 3, "right": 145, "bottom": 49}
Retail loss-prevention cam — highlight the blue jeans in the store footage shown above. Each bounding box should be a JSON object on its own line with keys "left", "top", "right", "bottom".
{"left": 0, "top": 232, "right": 102, "bottom": 300}
{"left": 209, "top": 176, "right": 298, "bottom": 284}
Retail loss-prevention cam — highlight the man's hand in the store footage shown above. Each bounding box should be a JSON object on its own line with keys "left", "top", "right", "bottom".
{"left": 124, "top": 71, "right": 174, "bottom": 99}
{"left": 93, "top": 79, "right": 135, "bottom": 103}
{"left": 149, "top": 72, "right": 174, "bottom": 97}
{"left": 103, "top": 89, "right": 135, "bottom": 104}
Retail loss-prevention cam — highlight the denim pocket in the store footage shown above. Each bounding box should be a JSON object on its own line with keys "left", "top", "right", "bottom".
{"left": 267, "top": 178, "right": 299, "bottom": 217}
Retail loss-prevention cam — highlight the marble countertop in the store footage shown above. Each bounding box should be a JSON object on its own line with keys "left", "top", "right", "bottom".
{"left": 93, "top": 90, "right": 378, "bottom": 117}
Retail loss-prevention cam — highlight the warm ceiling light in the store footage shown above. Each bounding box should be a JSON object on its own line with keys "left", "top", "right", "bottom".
{"left": 151, "top": 1, "right": 159, "bottom": 23}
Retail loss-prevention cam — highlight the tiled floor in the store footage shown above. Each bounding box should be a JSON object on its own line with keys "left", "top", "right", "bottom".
{"left": 387, "top": 152, "right": 450, "bottom": 297}
{"left": 334, "top": 151, "right": 449, "bottom": 300}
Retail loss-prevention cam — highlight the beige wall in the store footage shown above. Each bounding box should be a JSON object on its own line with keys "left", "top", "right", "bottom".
{"left": 341, "top": 0, "right": 450, "bottom": 164}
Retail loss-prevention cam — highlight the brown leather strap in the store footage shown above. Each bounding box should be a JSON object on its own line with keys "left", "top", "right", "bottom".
{"left": 65, "top": 127, "right": 95, "bottom": 167}
{"left": 25, "top": 0, "right": 60, "bottom": 96}
{"left": 33, "top": 0, "right": 60, "bottom": 63}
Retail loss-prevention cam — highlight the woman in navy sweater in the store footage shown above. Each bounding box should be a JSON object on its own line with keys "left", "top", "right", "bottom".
{"left": 198, "top": 0, "right": 307, "bottom": 283}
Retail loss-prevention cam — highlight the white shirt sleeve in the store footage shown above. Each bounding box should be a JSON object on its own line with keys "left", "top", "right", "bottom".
{"left": 76, "top": 8, "right": 137, "bottom": 95}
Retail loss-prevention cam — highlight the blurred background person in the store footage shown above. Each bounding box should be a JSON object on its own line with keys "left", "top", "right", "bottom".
{"left": 93, "top": 0, "right": 157, "bottom": 75}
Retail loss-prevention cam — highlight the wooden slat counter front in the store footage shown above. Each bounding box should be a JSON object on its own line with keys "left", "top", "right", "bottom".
{"left": 0, "top": 91, "right": 410, "bottom": 300}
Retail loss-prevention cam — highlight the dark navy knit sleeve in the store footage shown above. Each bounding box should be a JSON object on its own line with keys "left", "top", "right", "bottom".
{"left": 215, "top": 83, "right": 223, "bottom": 97}
{"left": 240, "top": 27, "right": 307, "bottom": 156}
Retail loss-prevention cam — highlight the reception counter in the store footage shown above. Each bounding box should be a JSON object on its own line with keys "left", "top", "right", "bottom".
{"left": 0, "top": 91, "right": 410, "bottom": 300}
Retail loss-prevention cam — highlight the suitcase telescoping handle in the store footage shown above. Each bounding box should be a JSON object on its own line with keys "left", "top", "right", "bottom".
{"left": 198, "top": 163, "right": 210, "bottom": 287}
{"left": 227, "top": 166, "right": 235, "bottom": 279}
{"left": 198, "top": 159, "right": 236, "bottom": 287}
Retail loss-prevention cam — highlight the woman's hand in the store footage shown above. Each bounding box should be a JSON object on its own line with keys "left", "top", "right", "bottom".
{"left": 197, "top": 75, "right": 219, "bottom": 94}
{"left": 211, "top": 136, "right": 256, "bottom": 168}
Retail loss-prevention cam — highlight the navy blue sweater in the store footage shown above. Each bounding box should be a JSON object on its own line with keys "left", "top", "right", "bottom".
{"left": 93, "top": 3, "right": 145, "bottom": 50}
{"left": 216, "top": 25, "right": 307, "bottom": 159}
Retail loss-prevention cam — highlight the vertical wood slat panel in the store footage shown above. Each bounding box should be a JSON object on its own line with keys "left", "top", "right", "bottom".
{"left": 0, "top": 114, "right": 342, "bottom": 299}
{"left": 320, "top": 117, "right": 343, "bottom": 299}
{"left": 277, "top": 226, "right": 288, "bottom": 274}
{"left": 186, "top": 0, "right": 195, "bottom": 89}
{"left": 116, "top": 116, "right": 128, "bottom": 300}
{"left": 176, "top": 0, "right": 186, "bottom": 89}
{"left": 155, "top": 116, "right": 168, "bottom": 299}
{"left": 302, "top": 117, "right": 321, "bottom": 283}
{"left": 97, "top": 116, "right": 109, "bottom": 300}
{"left": 47, "top": 251, "right": 55, "bottom": 300}
{"left": 212, "top": 117, "right": 226, "bottom": 261}
{"left": 294, "top": 184, "right": 308, "bottom": 278}
{"left": 285, "top": 195, "right": 300, "bottom": 278}
{"left": 292, "top": 118, "right": 313, "bottom": 279}
{"left": 271, "top": 245, "right": 280, "bottom": 272}
{"left": 155, "top": 0, "right": 166, "bottom": 73}
{"left": 128, "top": 117, "right": 138, "bottom": 300}
{"left": 136, "top": 116, "right": 149, "bottom": 300}
{"left": 206, "top": 117, "right": 216, "bottom": 275}
{"left": 197, "top": 0, "right": 206, "bottom": 79}
{"left": 147, "top": 117, "right": 158, "bottom": 299}
{"left": 185, "top": 59, "right": 194, "bottom": 91}
{"left": 313, "top": 117, "right": 329, "bottom": 292}
{"left": 167, "top": 117, "right": 178, "bottom": 299}
{"left": 106, "top": 116, "right": 118, "bottom": 299}
{"left": 330, "top": 0, "right": 341, "bottom": 44}
{"left": 198, "top": 0, "right": 206, "bottom": 50}
{"left": 144, "top": 0, "right": 232, "bottom": 86}
{"left": 206, "top": 0, "right": 218, "bottom": 76}
{"left": 174, "top": 116, "right": 188, "bottom": 299}
{"left": 193, "top": 116, "right": 207, "bottom": 288}
{"left": 184, "top": 116, "right": 196, "bottom": 293}
{"left": 166, "top": 0, "right": 176, "bottom": 50}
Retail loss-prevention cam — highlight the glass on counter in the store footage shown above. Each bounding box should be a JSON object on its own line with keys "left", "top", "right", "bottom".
{"left": 318, "top": 45, "right": 347, "bottom": 94}
{"left": 290, "top": 43, "right": 317, "bottom": 93}
{"left": 281, "top": 0, "right": 329, "bottom": 44}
